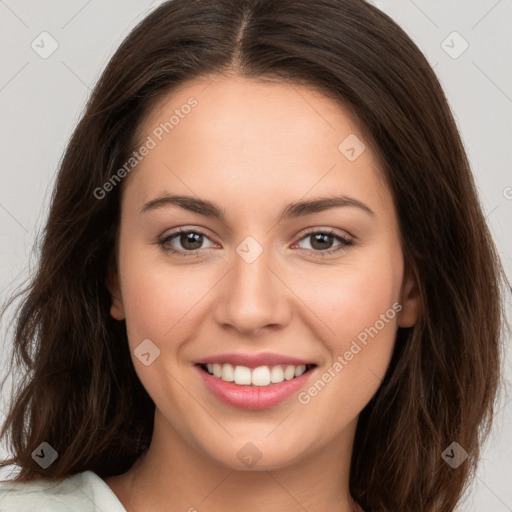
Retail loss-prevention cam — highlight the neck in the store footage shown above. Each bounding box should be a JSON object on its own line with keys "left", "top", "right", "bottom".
{"left": 106, "top": 410, "right": 362, "bottom": 512}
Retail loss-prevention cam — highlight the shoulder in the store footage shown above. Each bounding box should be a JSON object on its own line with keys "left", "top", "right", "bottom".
{"left": 0, "top": 470, "right": 127, "bottom": 512}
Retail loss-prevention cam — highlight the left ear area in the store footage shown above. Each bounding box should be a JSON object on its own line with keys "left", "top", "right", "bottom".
{"left": 106, "top": 268, "right": 125, "bottom": 321}
{"left": 398, "top": 265, "right": 422, "bottom": 328}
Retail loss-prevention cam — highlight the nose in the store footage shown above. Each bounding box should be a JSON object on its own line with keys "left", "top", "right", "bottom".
{"left": 212, "top": 243, "right": 291, "bottom": 336}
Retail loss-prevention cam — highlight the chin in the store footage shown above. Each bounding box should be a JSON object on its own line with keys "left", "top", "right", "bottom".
{"left": 197, "top": 433, "right": 316, "bottom": 471}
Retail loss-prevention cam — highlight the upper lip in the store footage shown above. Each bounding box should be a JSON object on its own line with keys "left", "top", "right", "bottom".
{"left": 196, "top": 352, "right": 316, "bottom": 368}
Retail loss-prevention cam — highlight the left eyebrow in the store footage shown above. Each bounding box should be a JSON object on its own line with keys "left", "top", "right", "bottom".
{"left": 139, "top": 193, "right": 375, "bottom": 220}
{"left": 279, "top": 195, "right": 375, "bottom": 220}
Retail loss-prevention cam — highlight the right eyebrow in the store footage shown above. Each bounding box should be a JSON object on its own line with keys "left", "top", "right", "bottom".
{"left": 140, "top": 194, "right": 225, "bottom": 219}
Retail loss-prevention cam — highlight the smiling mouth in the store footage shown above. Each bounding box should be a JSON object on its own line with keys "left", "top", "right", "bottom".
{"left": 198, "top": 363, "right": 317, "bottom": 387}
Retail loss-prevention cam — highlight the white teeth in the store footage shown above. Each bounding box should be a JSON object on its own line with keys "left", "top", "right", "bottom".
{"left": 295, "top": 365, "right": 306, "bottom": 377}
{"left": 234, "top": 365, "right": 252, "bottom": 385}
{"left": 252, "top": 366, "right": 271, "bottom": 386}
{"left": 222, "top": 363, "right": 234, "bottom": 382}
{"left": 270, "top": 365, "right": 284, "bottom": 383}
{"left": 213, "top": 363, "right": 222, "bottom": 378}
{"left": 204, "top": 363, "right": 311, "bottom": 386}
{"left": 284, "top": 365, "right": 296, "bottom": 380}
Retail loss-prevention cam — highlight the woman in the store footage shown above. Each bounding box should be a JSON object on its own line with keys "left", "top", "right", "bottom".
{"left": 0, "top": 1, "right": 508, "bottom": 511}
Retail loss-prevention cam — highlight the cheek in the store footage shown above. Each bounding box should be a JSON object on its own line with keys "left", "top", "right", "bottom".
{"left": 293, "top": 251, "right": 401, "bottom": 346}
{"left": 292, "top": 247, "right": 401, "bottom": 402}
{"left": 295, "top": 273, "right": 400, "bottom": 428}
{"left": 117, "top": 243, "right": 212, "bottom": 346}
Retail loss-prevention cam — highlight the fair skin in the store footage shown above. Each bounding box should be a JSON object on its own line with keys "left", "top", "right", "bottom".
{"left": 104, "top": 73, "right": 421, "bottom": 512}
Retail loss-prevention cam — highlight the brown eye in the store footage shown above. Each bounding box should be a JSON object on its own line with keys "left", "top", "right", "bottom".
{"left": 178, "top": 231, "right": 203, "bottom": 250}
{"left": 296, "top": 229, "right": 354, "bottom": 256}
{"left": 158, "top": 228, "right": 216, "bottom": 256}
{"left": 309, "top": 233, "right": 335, "bottom": 250}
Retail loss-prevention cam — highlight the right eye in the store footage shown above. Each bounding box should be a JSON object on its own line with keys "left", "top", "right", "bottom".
{"left": 158, "top": 228, "right": 217, "bottom": 256}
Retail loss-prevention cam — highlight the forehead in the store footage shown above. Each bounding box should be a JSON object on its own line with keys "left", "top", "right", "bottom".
{"left": 140, "top": 74, "right": 368, "bottom": 158}
{"left": 124, "top": 75, "right": 393, "bottom": 224}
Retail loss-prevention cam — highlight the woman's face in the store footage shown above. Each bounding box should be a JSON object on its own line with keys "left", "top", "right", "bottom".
{"left": 109, "top": 74, "right": 420, "bottom": 470}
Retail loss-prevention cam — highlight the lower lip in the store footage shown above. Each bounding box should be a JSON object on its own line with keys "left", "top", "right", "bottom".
{"left": 196, "top": 366, "right": 314, "bottom": 410}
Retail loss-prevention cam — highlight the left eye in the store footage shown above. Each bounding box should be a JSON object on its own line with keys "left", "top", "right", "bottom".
{"left": 294, "top": 230, "right": 353, "bottom": 254}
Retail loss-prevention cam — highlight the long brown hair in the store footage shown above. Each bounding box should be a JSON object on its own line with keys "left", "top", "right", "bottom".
{"left": 1, "top": 1, "right": 508, "bottom": 510}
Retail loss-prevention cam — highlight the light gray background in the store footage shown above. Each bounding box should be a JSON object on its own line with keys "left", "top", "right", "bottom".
{"left": 0, "top": 1, "right": 511, "bottom": 510}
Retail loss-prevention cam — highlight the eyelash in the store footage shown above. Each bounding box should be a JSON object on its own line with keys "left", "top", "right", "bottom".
{"left": 156, "top": 227, "right": 354, "bottom": 258}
